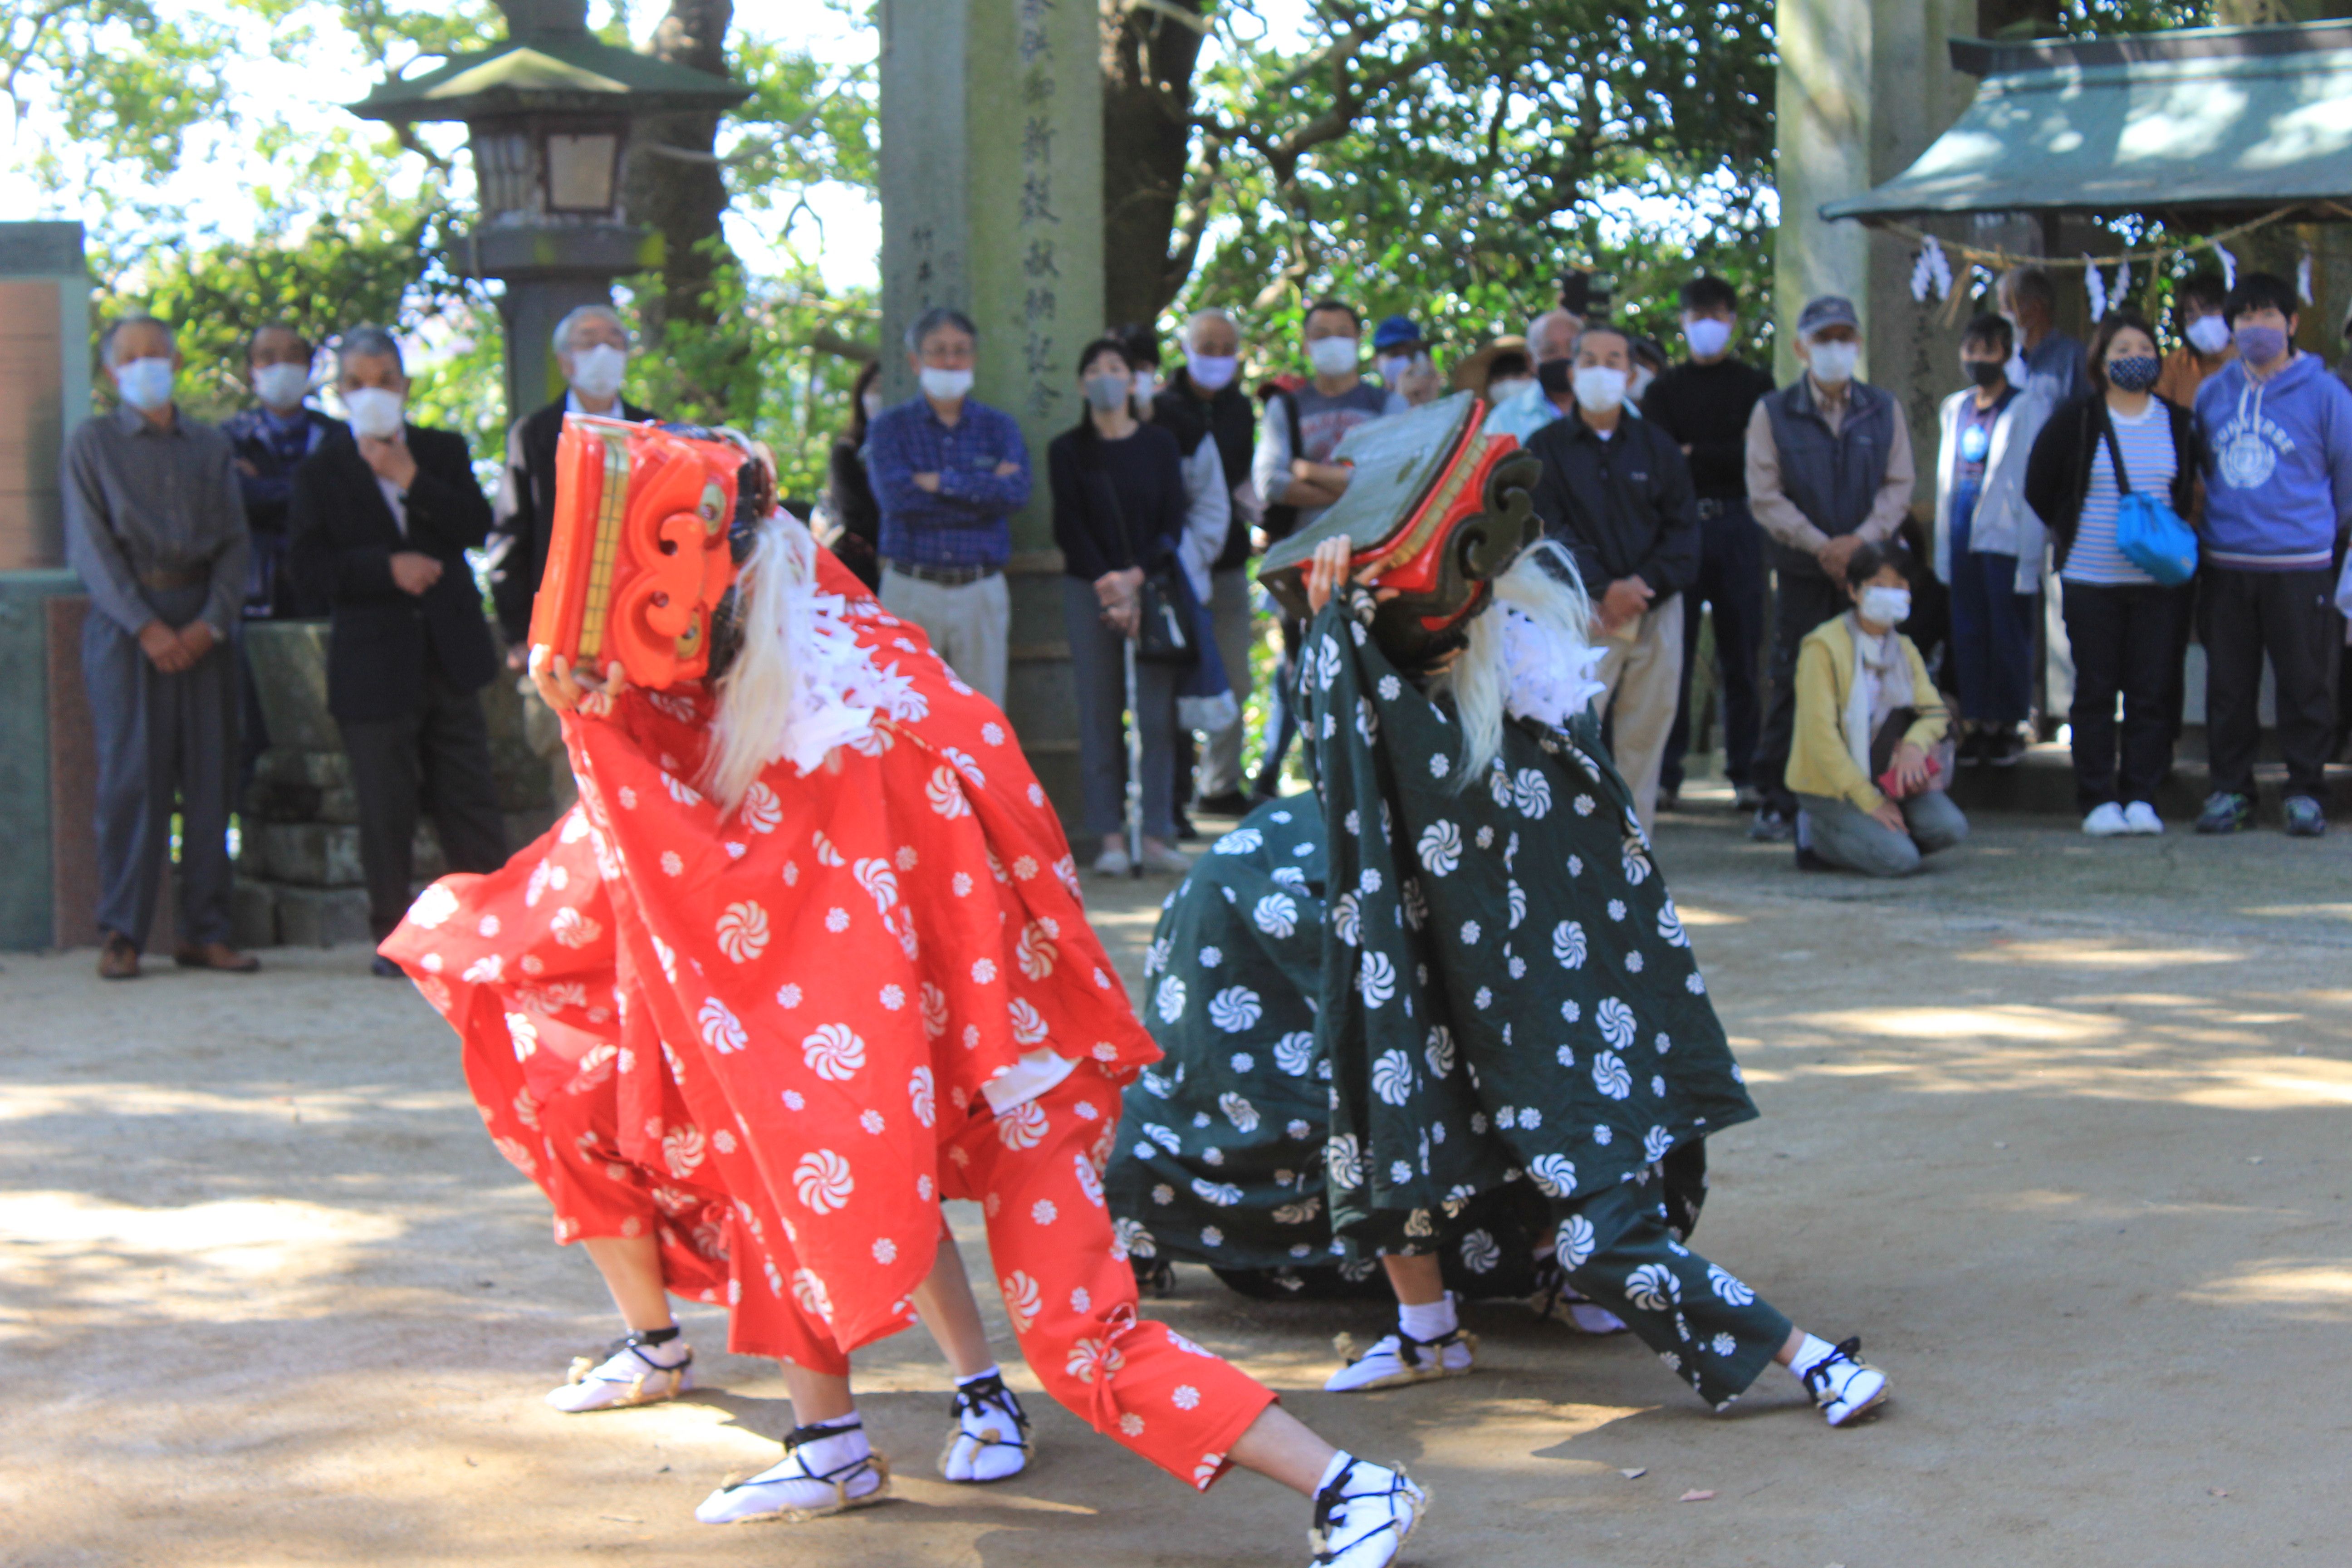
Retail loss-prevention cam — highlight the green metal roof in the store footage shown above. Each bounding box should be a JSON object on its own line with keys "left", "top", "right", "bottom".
{"left": 349, "top": 29, "right": 749, "bottom": 123}
{"left": 1823, "top": 21, "right": 2352, "bottom": 223}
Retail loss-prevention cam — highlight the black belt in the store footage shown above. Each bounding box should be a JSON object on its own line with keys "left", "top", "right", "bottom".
{"left": 887, "top": 560, "right": 1000, "bottom": 586}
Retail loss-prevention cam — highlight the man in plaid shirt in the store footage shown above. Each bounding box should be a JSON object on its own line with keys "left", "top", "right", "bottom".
{"left": 865, "top": 307, "right": 1032, "bottom": 705}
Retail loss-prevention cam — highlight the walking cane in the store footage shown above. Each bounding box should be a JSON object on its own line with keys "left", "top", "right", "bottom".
{"left": 1123, "top": 633, "right": 1144, "bottom": 877}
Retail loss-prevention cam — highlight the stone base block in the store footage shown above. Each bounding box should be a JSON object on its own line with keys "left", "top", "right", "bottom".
{"left": 246, "top": 747, "right": 362, "bottom": 825}
{"left": 275, "top": 884, "right": 372, "bottom": 948}
{"left": 230, "top": 880, "right": 279, "bottom": 949}
{"left": 242, "top": 822, "right": 367, "bottom": 888}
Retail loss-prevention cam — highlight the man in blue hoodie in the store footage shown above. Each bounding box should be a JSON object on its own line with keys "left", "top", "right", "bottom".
{"left": 2194, "top": 271, "right": 2352, "bottom": 837}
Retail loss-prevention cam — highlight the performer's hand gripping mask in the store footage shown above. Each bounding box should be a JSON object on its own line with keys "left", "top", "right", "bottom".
{"left": 529, "top": 417, "right": 777, "bottom": 689}
{"left": 1257, "top": 392, "right": 1543, "bottom": 670}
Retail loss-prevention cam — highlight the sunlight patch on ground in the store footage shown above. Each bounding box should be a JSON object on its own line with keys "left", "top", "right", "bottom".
{"left": 2181, "top": 1262, "right": 2352, "bottom": 1317}
{"left": 1793, "top": 1005, "right": 2122, "bottom": 1044}
{"left": 2236, "top": 903, "right": 2352, "bottom": 922}
{"left": 1667, "top": 904, "right": 1742, "bottom": 927}
{"left": 1959, "top": 938, "right": 2244, "bottom": 970}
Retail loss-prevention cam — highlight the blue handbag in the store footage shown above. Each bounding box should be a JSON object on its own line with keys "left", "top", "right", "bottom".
{"left": 2102, "top": 419, "right": 2198, "bottom": 586}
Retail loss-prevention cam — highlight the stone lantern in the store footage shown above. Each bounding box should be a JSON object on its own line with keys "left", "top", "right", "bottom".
{"left": 347, "top": 0, "right": 747, "bottom": 423}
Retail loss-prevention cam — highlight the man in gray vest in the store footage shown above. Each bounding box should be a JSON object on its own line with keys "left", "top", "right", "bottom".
{"left": 1743, "top": 294, "right": 1917, "bottom": 841}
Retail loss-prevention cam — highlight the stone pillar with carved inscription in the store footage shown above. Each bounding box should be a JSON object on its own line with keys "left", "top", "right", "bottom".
{"left": 879, "top": 0, "right": 1103, "bottom": 823}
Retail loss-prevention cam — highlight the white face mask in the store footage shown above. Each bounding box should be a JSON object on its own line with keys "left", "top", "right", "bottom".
{"left": 1376, "top": 353, "right": 1413, "bottom": 386}
{"left": 2005, "top": 352, "right": 2029, "bottom": 388}
{"left": 1858, "top": 585, "right": 1912, "bottom": 627}
{"left": 113, "top": 357, "right": 176, "bottom": 412}
{"left": 344, "top": 386, "right": 406, "bottom": 440}
{"left": 1682, "top": 316, "right": 1734, "bottom": 359}
{"left": 919, "top": 366, "right": 975, "bottom": 402}
{"left": 1132, "top": 368, "right": 1157, "bottom": 402}
{"left": 1572, "top": 364, "right": 1628, "bottom": 414}
{"left": 1485, "top": 377, "right": 1532, "bottom": 404}
{"left": 1186, "top": 351, "right": 1238, "bottom": 391}
{"left": 2185, "top": 315, "right": 2230, "bottom": 356}
{"left": 1630, "top": 366, "right": 1657, "bottom": 403}
{"left": 1807, "top": 340, "right": 1860, "bottom": 386}
{"left": 861, "top": 391, "right": 883, "bottom": 421}
{"left": 568, "top": 342, "right": 627, "bottom": 403}
{"left": 1306, "top": 336, "right": 1359, "bottom": 378}
{"left": 251, "top": 362, "right": 310, "bottom": 410}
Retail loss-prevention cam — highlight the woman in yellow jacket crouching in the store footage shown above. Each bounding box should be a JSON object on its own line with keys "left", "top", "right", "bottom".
{"left": 1786, "top": 543, "right": 1968, "bottom": 876}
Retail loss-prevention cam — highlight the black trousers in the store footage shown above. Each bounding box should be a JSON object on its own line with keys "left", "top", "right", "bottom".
{"left": 1251, "top": 615, "right": 1306, "bottom": 799}
{"left": 1753, "top": 568, "right": 1848, "bottom": 815}
{"left": 1662, "top": 500, "right": 1768, "bottom": 793}
{"left": 2199, "top": 565, "right": 2340, "bottom": 799}
{"left": 2059, "top": 580, "right": 2187, "bottom": 810}
{"left": 340, "top": 666, "right": 510, "bottom": 939}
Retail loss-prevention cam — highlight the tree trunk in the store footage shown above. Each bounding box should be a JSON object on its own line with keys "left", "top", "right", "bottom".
{"left": 625, "top": 0, "right": 736, "bottom": 334}
{"left": 1101, "top": 0, "right": 1207, "bottom": 331}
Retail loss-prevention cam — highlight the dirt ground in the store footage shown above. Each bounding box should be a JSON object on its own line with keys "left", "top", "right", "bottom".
{"left": 6, "top": 798, "right": 2351, "bottom": 1567}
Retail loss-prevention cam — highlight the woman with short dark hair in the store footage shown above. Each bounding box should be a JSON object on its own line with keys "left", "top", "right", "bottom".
{"left": 2023, "top": 307, "right": 2200, "bottom": 836}
{"left": 1786, "top": 544, "right": 1968, "bottom": 875}
{"left": 819, "top": 359, "right": 886, "bottom": 590}
{"left": 1049, "top": 337, "right": 1192, "bottom": 876}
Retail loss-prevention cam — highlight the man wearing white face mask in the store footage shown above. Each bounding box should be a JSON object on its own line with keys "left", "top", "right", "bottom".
{"left": 289, "top": 326, "right": 507, "bottom": 971}
{"left": 1744, "top": 294, "right": 1917, "bottom": 843}
{"left": 867, "top": 306, "right": 1032, "bottom": 707}
{"left": 1524, "top": 324, "right": 1702, "bottom": 832}
{"left": 1643, "top": 274, "right": 1776, "bottom": 812}
{"left": 489, "top": 304, "right": 660, "bottom": 811}
{"left": 1156, "top": 308, "right": 1260, "bottom": 814}
{"left": 64, "top": 314, "right": 255, "bottom": 980}
{"left": 1248, "top": 297, "right": 1406, "bottom": 797}
{"left": 223, "top": 324, "right": 343, "bottom": 622}
{"left": 490, "top": 305, "right": 660, "bottom": 664}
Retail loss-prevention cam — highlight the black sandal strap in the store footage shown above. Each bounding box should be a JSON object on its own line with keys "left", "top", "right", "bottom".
{"left": 1802, "top": 1337, "right": 1864, "bottom": 1400}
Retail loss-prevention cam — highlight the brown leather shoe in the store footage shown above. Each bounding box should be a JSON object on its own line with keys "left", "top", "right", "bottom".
{"left": 175, "top": 941, "right": 260, "bottom": 974}
{"left": 97, "top": 933, "right": 140, "bottom": 980}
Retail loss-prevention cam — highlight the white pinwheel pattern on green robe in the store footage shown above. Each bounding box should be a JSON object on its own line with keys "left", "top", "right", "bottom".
{"left": 1298, "top": 594, "right": 1757, "bottom": 1255}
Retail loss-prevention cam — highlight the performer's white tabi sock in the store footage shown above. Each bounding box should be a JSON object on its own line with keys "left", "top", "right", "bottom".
{"left": 940, "top": 1366, "right": 1030, "bottom": 1483}
{"left": 694, "top": 1412, "right": 889, "bottom": 1524}
{"left": 1396, "top": 1294, "right": 1458, "bottom": 1343}
{"left": 1309, "top": 1451, "right": 1427, "bottom": 1568}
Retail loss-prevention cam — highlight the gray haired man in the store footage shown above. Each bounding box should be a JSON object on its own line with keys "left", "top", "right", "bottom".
{"left": 67, "top": 315, "right": 260, "bottom": 982}
{"left": 865, "top": 306, "right": 1032, "bottom": 707}
{"left": 488, "top": 302, "right": 661, "bottom": 808}
{"left": 64, "top": 315, "right": 257, "bottom": 979}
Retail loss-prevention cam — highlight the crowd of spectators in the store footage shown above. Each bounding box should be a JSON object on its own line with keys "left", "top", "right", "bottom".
{"left": 60, "top": 258, "right": 2352, "bottom": 978}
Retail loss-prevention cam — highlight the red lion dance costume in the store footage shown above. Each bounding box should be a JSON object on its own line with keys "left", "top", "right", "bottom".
{"left": 383, "top": 418, "right": 1419, "bottom": 1566}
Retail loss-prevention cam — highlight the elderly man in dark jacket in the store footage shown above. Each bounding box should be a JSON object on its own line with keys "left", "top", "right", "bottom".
{"left": 289, "top": 326, "right": 507, "bottom": 970}
{"left": 1526, "top": 323, "right": 1701, "bottom": 832}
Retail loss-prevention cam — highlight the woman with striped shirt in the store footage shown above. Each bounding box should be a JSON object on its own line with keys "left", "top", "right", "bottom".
{"left": 2024, "top": 310, "right": 2203, "bottom": 836}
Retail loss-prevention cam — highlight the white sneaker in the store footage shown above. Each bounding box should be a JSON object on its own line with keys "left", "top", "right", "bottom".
{"left": 695, "top": 1420, "right": 892, "bottom": 1524}
{"left": 2122, "top": 801, "right": 2164, "bottom": 835}
{"left": 938, "top": 1372, "right": 1030, "bottom": 1483}
{"left": 1139, "top": 842, "right": 1192, "bottom": 875}
{"left": 1798, "top": 1337, "right": 1889, "bottom": 1428}
{"left": 2082, "top": 802, "right": 2129, "bottom": 836}
{"left": 1323, "top": 1328, "right": 1476, "bottom": 1392}
{"left": 1310, "top": 1455, "right": 1426, "bottom": 1568}
{"left": 1092, "top": 846, "right": 1133, "bottom": 878}
{"left": 544, "top": 1332, "right": 694, "bottom": 1413}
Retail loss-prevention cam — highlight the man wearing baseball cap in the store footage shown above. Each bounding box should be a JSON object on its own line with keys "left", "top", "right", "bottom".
{"left": 1743, "top": 294, "right": 1918, "bottom": 843}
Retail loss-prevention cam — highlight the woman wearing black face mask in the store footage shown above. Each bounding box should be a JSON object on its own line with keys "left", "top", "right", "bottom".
{"left": 1049, "top": 338, "right": 1194, "bottom": 876}
{"left": 2023, "top": 308, "right": 2204, "bottom": 837}
{"left": 1934, "top": 312, "right": 2057, "bottom": 771}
